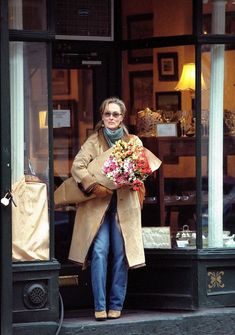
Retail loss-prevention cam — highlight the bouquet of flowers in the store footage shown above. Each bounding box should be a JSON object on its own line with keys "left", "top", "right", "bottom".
{"left": 55, "top": 137, "right": 161, "bottom": 207}
{"left": 102, "top": 138, "right": 152, "bottom": 191}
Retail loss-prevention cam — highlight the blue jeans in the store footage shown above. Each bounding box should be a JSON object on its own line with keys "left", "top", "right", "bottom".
{"left": 91, "top": 193, "right": 128, "bottom": 311}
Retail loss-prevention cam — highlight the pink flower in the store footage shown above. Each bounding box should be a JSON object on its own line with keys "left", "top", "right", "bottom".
{"left": 102, "top": 138, "right": 153, "bottom": 191}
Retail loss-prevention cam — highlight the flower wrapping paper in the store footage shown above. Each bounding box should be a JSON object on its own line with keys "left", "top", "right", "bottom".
{"left": 102, "top": 138, "right": 161, "bottom": 190}
{"left": 54, "top": 144, "right": 161, "bottom": 206}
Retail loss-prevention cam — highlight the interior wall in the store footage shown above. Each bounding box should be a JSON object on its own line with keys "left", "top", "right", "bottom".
{"left": 121, "top": 0, "right": 194, "bottom": 126}
{"left": 154, "top": 0, "right": 192, "bottom": 37}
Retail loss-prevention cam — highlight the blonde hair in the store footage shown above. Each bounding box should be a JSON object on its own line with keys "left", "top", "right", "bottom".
{"left": 95, "top": 97, "right": 129, "bottom": 133}
{"left": 99, "top": 97, "right": 127, "bottom": 116}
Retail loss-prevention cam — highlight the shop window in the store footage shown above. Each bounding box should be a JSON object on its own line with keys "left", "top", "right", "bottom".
{"left": 202, "top": 45, "right": 235, "bottom": 249}
{"left": 122, "top": 0, "right": 235, "bottom": 251}
{"left": 122, "top": 43, "right": 198, "bottom": 249}
{"left": 123, "top": 38, "right": 235, "bottom": 249}
{"left": 10, "top": 42, "right": 50, "bottom": 261}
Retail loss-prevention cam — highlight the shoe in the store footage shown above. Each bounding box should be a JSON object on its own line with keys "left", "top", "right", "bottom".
{"left": 95, "top": 310, "right": 107, "bottom": 321}
{"left": 108, "top": 310, "right": 121, "bottom": 319}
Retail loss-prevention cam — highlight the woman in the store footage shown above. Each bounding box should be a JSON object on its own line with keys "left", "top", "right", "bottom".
{"left": 69, "top": 97, "right": 145, "bottom": 321}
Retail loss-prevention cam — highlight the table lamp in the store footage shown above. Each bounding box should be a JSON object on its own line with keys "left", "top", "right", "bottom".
{"left": 175, "top": 62, "right": 206, "bottom": 113}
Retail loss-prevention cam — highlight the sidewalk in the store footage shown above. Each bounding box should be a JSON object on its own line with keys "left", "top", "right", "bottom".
{"left": 60, "top": 307, "right": 235, "bottom": 335}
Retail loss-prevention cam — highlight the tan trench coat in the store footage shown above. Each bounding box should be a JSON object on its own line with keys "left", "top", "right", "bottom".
{"left": 68, "top": 129, "right": 146, "bottom": 269}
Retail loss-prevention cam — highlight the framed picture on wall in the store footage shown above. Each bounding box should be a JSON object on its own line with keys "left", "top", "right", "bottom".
{"left": 155, "top": 91, "right": 181, "bottom": 111}
{"left": 157, "top": 52, "right": 178, "bottom": 81}
{"left": 127, "top": 13, "right": 153, "bottom": 64}
{"left": 129, "top": 71, "right": 153, "bottom": 115}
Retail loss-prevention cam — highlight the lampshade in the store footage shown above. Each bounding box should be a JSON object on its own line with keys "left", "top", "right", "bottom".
{"left": 175, "top": 63, "right": 206, "bottom": 91}
{"left": 39, "top": 111, "right": 48, "bottom": 129}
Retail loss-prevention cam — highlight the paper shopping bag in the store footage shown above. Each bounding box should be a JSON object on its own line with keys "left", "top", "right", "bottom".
{"left": 54, "top": 176, "right": 95, "bottom": 206}
{"left": 12, "top": 176, "right": 49, "bottom": 261}
{"left": 54, "top": 145, "right": 161, "bottom": 207}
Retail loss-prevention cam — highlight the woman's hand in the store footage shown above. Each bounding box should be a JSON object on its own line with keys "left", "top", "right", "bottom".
{"left": 92, "top": 184, "right": 113, "bottom": 198}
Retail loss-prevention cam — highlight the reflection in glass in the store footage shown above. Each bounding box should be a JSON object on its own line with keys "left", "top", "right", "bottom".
{"left": 10, "top": 42, "right": 50, "bottom": 261}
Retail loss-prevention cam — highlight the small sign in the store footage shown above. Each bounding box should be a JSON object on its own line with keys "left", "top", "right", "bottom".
{"left": 53, "top": 109, "right": 71, "bottom": 128}
{"left": 156, "top": 122, "right": 178, "bottom": 137}
{"left": 142, "top": 227, "right": 171, "bottom": 249}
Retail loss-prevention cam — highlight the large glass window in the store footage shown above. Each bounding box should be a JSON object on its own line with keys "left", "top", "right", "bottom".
{"left": 10, "top": 42, "right": 50, "bottom": 261}
{"left": 200, "top": 0, "right": 235, "bottom": 249}
{"left": 201, "top": 46, "right": 235, "bottom": 249}
{"left": 122, "top": 0, "right": 235, "bottom": 251}
{"left": 122, "top": 41, "right": 196, "bottom": 249}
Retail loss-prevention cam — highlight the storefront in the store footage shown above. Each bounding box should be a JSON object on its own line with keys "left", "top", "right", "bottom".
{"left": 1, "top": 0, "right": 235, "bottom": 334}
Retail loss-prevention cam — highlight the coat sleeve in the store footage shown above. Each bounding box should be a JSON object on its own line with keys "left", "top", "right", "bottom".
{"left": 71, "top": 133, "right": 100, "bottom": 192}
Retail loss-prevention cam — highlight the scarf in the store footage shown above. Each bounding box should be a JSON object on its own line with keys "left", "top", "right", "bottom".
{"left": 103, "top": 127, "right": 124, "bottom": 147}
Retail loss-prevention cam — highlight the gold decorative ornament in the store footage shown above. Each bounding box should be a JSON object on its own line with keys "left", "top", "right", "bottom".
{"left": 208, "top": 271, "right": 225, "bottom": 289}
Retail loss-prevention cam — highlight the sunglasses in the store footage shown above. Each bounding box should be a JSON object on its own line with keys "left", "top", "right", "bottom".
{"left": 103, "top": 112, "right": 122, "bottom": 118}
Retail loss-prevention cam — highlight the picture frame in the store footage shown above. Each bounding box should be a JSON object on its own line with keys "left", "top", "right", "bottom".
{"left": 129, "top": 71, "right": 153, "bottom": 115}
{"left": 127, "top": 13, "right": 153, "bottom": 64}
{"left": 155, "top": 91, "right": 181, "bottom": 111}
{"left": 52, "top": 69, "right": 70, "bottom": 95}
{"left": 157, "top": 52, "right": 178, "bottom": 81}
{"left": 156, "top": 123, "right": 178, "bottom": 137}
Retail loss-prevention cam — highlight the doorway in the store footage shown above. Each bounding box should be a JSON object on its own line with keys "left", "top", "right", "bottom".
{"left": 51, "top": 39, "right": 120, "bottom": 309}
{"left": 52, "top": 67, "right": 93, "bottom": 253}
{"left": 52, "top": 67, "right": 95, "bottom": 309}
